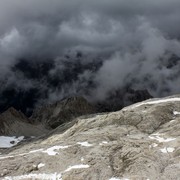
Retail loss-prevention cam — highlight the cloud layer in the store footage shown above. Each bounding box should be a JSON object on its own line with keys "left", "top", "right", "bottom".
{"left": 0, "top": 0, "right": 180, "bottom": 114}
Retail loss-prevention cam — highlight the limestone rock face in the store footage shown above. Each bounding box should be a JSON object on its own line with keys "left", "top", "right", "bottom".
{"left": 0, "top": 95, "right": 180, "bottom": 180}
{"left": 31, "top": 96, "right": 96, "bottom": 129}
{"left": 0, "top": 107, "right": 48, "bottom": 136}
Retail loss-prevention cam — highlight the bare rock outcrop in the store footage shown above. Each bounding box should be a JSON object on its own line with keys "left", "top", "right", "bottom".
{"left": 0, "top": 95, "right": 180, "bottom": 180}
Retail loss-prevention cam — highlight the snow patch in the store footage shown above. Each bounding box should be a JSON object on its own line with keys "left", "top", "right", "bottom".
{"left": 149, "top": 134, "right": 176, "bottom": 143}
{"left": 0, "top": 155, "right": 14, "bottom": 160}
{"left": 149, "top": 143, "right": 158, "bottom": 148}
{"left": 160, "top": 147, "right": 175, "bottom": 153}
{"left": 29, "top": 149, "right": 44, "bottom": 153}
{"left": 4, "top": 173, "right": 62, "bottom": 180}
{"left": 0, "top": 136, "right": 24, "bottom": 148}
{"left": 81, "top": 157, "right": 84, "bottom": 162}
{"left": 77, "top": 141, "right": 93, "bottom": 147}
{"left": 38, "top": 163, "right": 45, "bottom": 168}
{"left": 124, "top": 97, "right": 180, "bottom": 110}
{"left": 169, "top": 120, "right": 176, "bottom": 123}
{"left": 0, "top": 149, "right": 45, "bottom": 160}
{"left": 173, "top": 111, "right": 180, "bottom": 115}
{"left": 43, "top": 145, "right": 69, "bottom": 156}
{"left": 0, "top": 145, "right": 69, "bottom": 160}
{"left": 64, "top": 164, "right": 90, "bottom": 172}
{"left": 109, "top": 178, "right": 129, "bottom": 180}
{"left": 99, "top": 141, "right": 108, "bottom": 145}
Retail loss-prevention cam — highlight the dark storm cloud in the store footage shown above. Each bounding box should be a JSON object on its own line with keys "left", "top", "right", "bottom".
{"left": 1, "top": 0, "right": 180, "bottom": 58}
{"left": 0, "top": 0, "right": 180, "bottom": 112}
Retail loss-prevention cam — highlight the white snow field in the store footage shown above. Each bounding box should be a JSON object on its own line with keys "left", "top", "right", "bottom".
{"left": 0, "top": 136, "right": 24, "bottom": 148}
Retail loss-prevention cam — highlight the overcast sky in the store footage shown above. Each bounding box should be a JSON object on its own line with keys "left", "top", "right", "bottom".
{"left": 0, "top": 0, "right": 180, "bottom": 109}
{"left": 0, "top": 0, "right": 180, "bottom": 61}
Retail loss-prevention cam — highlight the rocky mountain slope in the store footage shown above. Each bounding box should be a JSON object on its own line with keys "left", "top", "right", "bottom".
{"left": 31, "top": 96, "right": 96, "bottom": 129}
{"left": 0, "top": 95, "right": 180, "bottom": 180}
{"left": 0, "top": 107, "right": 48, "bottom": 137}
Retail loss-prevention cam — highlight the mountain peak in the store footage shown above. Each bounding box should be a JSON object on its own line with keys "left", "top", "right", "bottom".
{"left": 31, "top": 96, "right": 96, "bottom": 129}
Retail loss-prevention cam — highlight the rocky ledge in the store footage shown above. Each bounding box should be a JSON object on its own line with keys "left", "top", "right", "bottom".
{"left": 0, "top": 95, "right": 180, "bottom": 180}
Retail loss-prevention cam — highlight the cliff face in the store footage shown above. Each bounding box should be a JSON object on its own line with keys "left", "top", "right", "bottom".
{"left": 0, "top": 95, "right": 180, "bottom": 180}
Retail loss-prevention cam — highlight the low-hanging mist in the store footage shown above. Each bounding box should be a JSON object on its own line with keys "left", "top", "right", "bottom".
{"left": 0, "top": 0, "right": 180, "bottom": 115}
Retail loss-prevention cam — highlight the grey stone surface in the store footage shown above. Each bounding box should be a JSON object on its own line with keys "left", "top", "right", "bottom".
{"left": 0, "top": 95, "right": 180, "bottom": 180}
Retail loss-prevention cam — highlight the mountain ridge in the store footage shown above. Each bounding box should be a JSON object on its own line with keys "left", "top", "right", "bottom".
{"left": 0, "top": 94, "right": 180, "bottom": 179}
